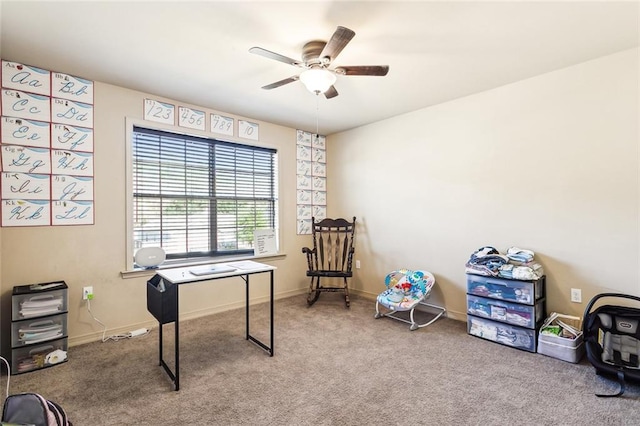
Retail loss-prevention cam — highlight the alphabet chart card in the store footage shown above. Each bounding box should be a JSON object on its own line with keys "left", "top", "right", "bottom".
{"left": 52, "top": 72, "right": 94, "bottom": 104}
{"left": 0, "top": 60, "right": 96, "bottom": 226}
{"left": 2, "top": 89, "right": 50, "bottom": 122}
{"left": 1, "top": 117, "right": 50, "bottom": 149}
{"left": 2, "top": 61, "right": 50, "bottom": 96}
{"left": 52, "top": 98, "right": 93, "bottom": 128}
{"left": 51, "top": 123, "right": 93, "bottom": 152}
{"left": 296, "top": 130, "right": 328, "bottom": 234}
{"left": 51, "top": 175, "right": 94, "bottom": 201}
{"left": 1, "top": 145, "right": 51, "bottom": 174}
{"left": 1, "top": 173, "right": 50, "bottom": 200}
{"left": 51, "top": 150, "right": 94, "bottom": 177}
{"left": 52, "top": 200, "right": 94, "bottom": 226}
{"left": 2, "top": 199, "right": 50, "bottom": 227}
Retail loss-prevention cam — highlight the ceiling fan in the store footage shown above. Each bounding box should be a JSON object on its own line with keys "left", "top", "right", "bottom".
{"left": 249, "top": 26, "right": 389, "bottom": 99}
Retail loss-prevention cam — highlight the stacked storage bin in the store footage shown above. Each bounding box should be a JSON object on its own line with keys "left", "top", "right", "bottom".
{"left": 466, "top": 273, "right": 546, "bottom": 352}
{"left": 11, "top": 281, "right": 68, "bottom": 374}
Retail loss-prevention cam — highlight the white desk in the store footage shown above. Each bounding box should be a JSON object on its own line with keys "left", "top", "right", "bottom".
{"left": 148, "top": 260, "right": 276, "bottom": 391}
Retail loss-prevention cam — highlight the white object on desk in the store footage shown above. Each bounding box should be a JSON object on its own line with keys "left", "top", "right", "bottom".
{"left": 189, "top": 265, "right": 237, "bottom": 276}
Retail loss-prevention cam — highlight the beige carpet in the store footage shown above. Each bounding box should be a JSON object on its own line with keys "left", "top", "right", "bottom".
{"left": 4, "top": 293, "right": 639, "bottom": 425}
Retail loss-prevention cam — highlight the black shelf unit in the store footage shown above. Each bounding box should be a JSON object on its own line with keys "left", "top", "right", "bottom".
{"left": 11, "top": 281, "right": 69, "bottom": 374}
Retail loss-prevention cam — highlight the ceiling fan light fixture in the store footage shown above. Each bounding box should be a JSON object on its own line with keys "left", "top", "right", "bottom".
{"left": 299, "top": 68, "right": 336, "bottom": 94}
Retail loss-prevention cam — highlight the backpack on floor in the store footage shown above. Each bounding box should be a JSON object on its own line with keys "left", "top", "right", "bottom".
{"left": 1, "top": 392, "right": 71, "bottom": 426}
{"left": 583, "top": 293, "right": 640, "bottom": 398}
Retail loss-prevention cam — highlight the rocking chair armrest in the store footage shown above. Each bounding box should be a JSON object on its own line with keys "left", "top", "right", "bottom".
{"left": 302, "top": 246, "right": 315, "bottom": 270}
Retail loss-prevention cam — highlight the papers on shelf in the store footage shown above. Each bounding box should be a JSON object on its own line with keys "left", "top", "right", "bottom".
{"left": 29, "top": 282, "right": 65, "bottom": 291}
{"left": 19, "top": 328, "right": 63, "bottom": 344}
{"left": 20, "top": 296, "right": 63, "bottom": 318}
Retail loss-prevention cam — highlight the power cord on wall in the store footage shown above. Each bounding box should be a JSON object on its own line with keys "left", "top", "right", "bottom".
{"left": 86, "top": 299, "right": 150, "bottom": 342}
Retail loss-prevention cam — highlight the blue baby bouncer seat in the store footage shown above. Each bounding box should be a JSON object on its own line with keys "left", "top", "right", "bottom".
{"left": 375, "top": 269, "right": 446, "bottom": 330}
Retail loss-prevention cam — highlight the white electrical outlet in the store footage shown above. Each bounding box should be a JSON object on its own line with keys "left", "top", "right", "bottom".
{"left": 83, "top": 286, "right": 94, "bottom": 300}
{"left": 570, "top": 288, "right": 582, "bottom": 303}
{"left": 355, "top": 260, "right": 361, "bottom": 269}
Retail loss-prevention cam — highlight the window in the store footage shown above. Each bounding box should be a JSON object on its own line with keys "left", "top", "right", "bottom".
{"left": 132, "top": 126, "right": 277, "bottom": 260}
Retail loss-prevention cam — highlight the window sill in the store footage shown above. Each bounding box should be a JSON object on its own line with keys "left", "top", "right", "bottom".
{"left": 120, "top": 252, "right": 286, "bottom": 279}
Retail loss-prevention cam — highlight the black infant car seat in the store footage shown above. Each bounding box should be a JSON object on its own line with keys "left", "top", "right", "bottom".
{"left": 583, "top": 293, "right": 640, "bottom": 397}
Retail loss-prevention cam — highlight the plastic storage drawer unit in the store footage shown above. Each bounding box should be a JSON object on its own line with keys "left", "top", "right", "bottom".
{"left": 11, "top": 314, "right": 67, "bottom": 347}
{"left": 11, "top": 337, "right": 68, "bottom": 374}
{"left": 466, "top": 274, "right": 545, "bottom": 305}
{"left": 467, "top": 294, "right": 545, "bottom": 329}
{"left": 467, "top": 315, "right": 538, "bottom": 352}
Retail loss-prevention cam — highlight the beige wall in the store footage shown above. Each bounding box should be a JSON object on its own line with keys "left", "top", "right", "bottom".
{"left": 0, "top": 82, "right": 311, "bottom": 355}
{"left": 1, "top": 47, "right": 637, "bottom": 355}
{"left": 328, "top": 48, "right": 639, "bottom": 320}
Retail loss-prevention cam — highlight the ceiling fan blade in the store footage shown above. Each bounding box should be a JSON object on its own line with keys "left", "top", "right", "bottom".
{"left": 261, "top": 75, "right": 299, "bottom": 90}
{"left": 319, "top": 26, "right": 355, "bottom": 63}
{"left": 249, "top": 47, "right": 302, "bottom": 67}
{"left": 324, "top": 85, "right": 339, "bottom": 99}
{"left": 334, "top": 65, "right": 389, "bottom": 76}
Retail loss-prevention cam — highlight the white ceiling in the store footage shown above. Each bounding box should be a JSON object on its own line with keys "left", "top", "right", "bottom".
{"left": 1, "top": 1, "right": 638, "bottom": 135}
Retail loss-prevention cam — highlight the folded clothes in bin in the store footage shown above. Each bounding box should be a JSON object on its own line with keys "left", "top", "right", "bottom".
{"left": 538, "top": 312, "right": 585, "bottom": 363}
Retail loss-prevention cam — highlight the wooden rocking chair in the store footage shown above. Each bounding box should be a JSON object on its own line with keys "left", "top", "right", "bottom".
{"left": 302, "top": 217, "right": 356, "bottom": 307}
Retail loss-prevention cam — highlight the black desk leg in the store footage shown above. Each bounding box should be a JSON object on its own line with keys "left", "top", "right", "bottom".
{"left": 245, "top": 273, "right": 250, "bottom": 341}
{"left": 245, "top": 271, "right": 275, "bottom": 356}
{"left": 157, "top": 285, "right": 180, "bottom": 391}
{"left": 174, "top": 286, "right": 180, "bottom": 391}
{"left": 270, "top": 269, "right": 274, "bottom": 356}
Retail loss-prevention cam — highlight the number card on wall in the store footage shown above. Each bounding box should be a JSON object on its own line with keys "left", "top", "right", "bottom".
{"left": 179, "top": 106, "right": 205, "bottom": 131}
{"left": 2, "top": 61, "right": 51, "bottom": 96}
{"left": 144, "top": 99, "right": 175, "bottom": 125}
{"left": 211, "top": 114, "right": 234, "bottom": 136}
{"left": 239, "top": 120, "right": 259, "bottom": 141}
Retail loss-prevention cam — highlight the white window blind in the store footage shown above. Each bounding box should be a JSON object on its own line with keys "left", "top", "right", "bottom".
{"left": 132, "top": 126, "right": 277, "bottom": 259}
